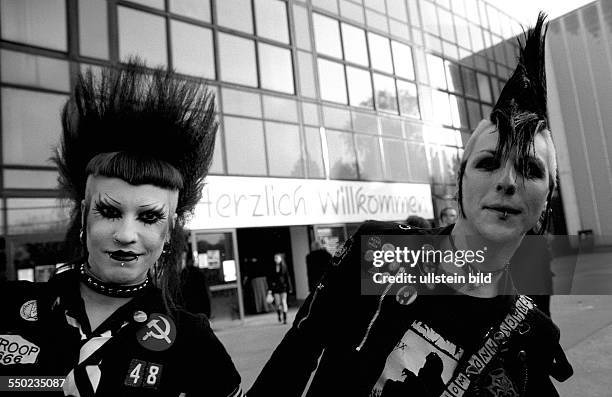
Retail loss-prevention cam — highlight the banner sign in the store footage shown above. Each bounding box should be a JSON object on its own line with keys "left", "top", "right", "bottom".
{"left": 187, "top": 176, "right": 433, "bottom": 230}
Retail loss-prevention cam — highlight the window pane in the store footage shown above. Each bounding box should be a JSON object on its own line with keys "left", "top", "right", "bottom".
{"left": 297, "top": 51, "right": 316, "bottom": 98}
{"left": 461, "top": 67, "right": 478, "bottom": 98}
{"left": 346, "top": 67, "right": 373, "bottom": 108}
{"left": 293, "top": 5, "right": 311, "bottom": 51}
{"left": 3, "top": 170, "right": 59, "bottom": 189}
{"left": 326, "top": 129, "right": 358, "bottom": 180}
{"left": 455, "top": 16, "right": 471, "bottom": 49}
{"left": 426, "top": 54, "right": 446, "bottom": 89}
{"left": 445, "top": 60, "right": 462, "bottom": 93}
{"left": 404, "top": 121, "right": 424, "bottom": 141}
{"left": 368, "top": 33, "right": 393, "bottom": 73}
{"left": 353, "top": 112, "right": 379, "bottom": 135}
{"left": 2, "top": 88, "right": 66, "bottom": 165}
{"left": 406, "top": 142, "right": 430, "bottom": 182}
{"left": 365, "top": 0, "right": 385, "bottom": 13}
{"left": 380, "top": 117, "right": 402, "bottom": 137}
{"left": 118, "top": 7, "right": 167, "bottom": 67}
{"left": 450, "top": 94, "right": 468, "bottom": 128}
{"left": 383, "top": 138, "right": 409, "bottom": 181}
{"left": 224, "top": 117, "right": 267, "bottom": 175}
{"left": 79, "top": 0, "right": 109, "bottom": 59}
{"left": 171, "top": 21, "right": 214, "bottom": 79}
{"left": 366, "top": 10, "right": 388, "bottom": 33}
{"left": 342, "top": 23, "right": 368, "bottom": 66}
{"left": 255, "top": 0, "right": 289, "bottom": 43}
{"left": 302, "top": 103, "right": 320, "bottom": 126}
{"left": 432, "top": 90, "right": 452, "bottom": 126}
{"left": 466, "top": 99, "right": 481, "bottom": 128}
{"left": 1, "top": 50, "right": 70, "bottom": 92}
{"left": 470, "top": 24, "right": 484, "bottom": 52}
{"left": 355, "top": 133, "right": 383, "bottom": 181}
{"left": 340, "top": 0, "right": 364, "bottom": 24}
{"left": 387, "top": 0, "right": 407, "bottom": 21}
{"left": 373, "top": 73, "right": 398, "bottom": 113}
{"left": 305, "top": 127, "right": 324, "bottom": 177}
{"left": 221, "top": 88, "right": 261, "bottom": 118}
{"left": 258, "top": 43, "right": 294, "bottom": 94}
{"left": 263, "top": 95, "right": 298, "bottom": 122}
{"left": 420, "top": 1, "right": 438, "bottom": 35}
{"left": 266, "top": 122, "right": 303, "bottom": 177}
{"left": 323, "top": 106, "right": 351, "bottom": 130}
{"left": 217, "top": 0, "right": 253, "bottom": 34}
{"left": 313, "top": 14, "right": 341, "bottom": 58}
{"left": 389, "top": 19, "right": 410, "bottom": 41}
{"left": 1, "top": 0, "right": 67, "bottom": 51}
{"left": 476, "top": 72, "right": 492, "bottom": 103}
{"left": 312, "top": 0, "right": 338, "bottom": 14}
{"left": 318, "top": 59, "right": 347, "bottom": 104}
{"left": 209, "top": 128, "right": 225, "bottom": 174}
{"left": 7, "top": 198, "right": 70, "bottom": 235}
{"left": 438, "top": 8, "right": 455, "bottom": 42}
{"left": 392, "top": 41, "right": 414, "bottom": 80}
{"left": 170, "top": 0, "right": 210, "bottom": 22}
{"left": 397, "top": 80, "right": 419, "bottom": 118}
{"left": 218, "top": 33, "right": 257, "bottom": 87}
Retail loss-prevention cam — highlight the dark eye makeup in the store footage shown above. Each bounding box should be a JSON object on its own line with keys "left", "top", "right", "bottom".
{"left": 473, "top": 153, "right": 545, "bottom": 180}
{"left": 92, "top": 199, "right": 167, "bottom": 225}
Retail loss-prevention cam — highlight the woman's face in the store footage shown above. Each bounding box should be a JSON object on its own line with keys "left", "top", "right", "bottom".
{"left": 461, "top": 129, "right": 550, "bottom": 243}
{"left": 83, "top": 176, "right": 178, "bottom": 285}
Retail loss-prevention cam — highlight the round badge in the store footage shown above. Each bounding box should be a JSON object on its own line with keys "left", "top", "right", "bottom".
{"left": 381, "top": 243, "right": 395, "bottom": 252}
{"left": 364, "top": 250, "right": 374, "bottom": 262}
{"left": 20, "top": 300, "right": 38, "bottom": 322}
{"left": 133, "top": 310, "right": 148, "bottom": 323}
{"left": 398, "top": 224, "right": 412, "bottom": 230}
{"left": 367, "top": 236, "right": 382, "bottom": 250}
{"left": 135, "top": 313, "right": 176, "bottom": 352}
{"left": 396, "top": 286, "right": 417, "bottom": 306}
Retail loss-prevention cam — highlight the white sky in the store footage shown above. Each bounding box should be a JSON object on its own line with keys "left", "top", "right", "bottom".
{"left": 487, "top": 0, "right": 596, "bottom": 24}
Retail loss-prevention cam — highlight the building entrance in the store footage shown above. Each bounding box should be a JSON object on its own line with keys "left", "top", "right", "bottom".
{"left": 237, "top": 226, "right": 295, "bottom": 315}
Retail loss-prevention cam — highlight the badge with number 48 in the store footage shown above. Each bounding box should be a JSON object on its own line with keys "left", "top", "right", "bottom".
{"left": 125, "top": 359, "right": 163, "bottom": 389}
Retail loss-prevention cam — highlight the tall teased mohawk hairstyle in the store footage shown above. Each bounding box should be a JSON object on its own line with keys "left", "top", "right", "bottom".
{"left": 53, "top": 59, "right": 217, "bottom": 225}
{"left": 489, "top": 12, "right": 549, "bottom": 175}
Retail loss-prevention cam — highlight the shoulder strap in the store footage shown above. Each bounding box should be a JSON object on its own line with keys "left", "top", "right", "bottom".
{"left": 439, "top": 295, "right": 536, "bottom": 397}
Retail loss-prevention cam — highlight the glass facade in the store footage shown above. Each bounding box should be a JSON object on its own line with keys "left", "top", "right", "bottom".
{"left": 0, "top": 0, "right": 524, "bottom": 278}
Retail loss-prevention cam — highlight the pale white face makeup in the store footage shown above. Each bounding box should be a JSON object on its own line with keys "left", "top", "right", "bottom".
{"left": 460, "top": 129, "right": 551, "bottom": 243}
{"left": 82, "top": 176, "right": 178, "bottom": 285}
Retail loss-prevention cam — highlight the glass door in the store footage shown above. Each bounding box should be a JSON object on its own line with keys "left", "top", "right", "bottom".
{"left": 192, "top": 229, "right": 244, "bottom": 322}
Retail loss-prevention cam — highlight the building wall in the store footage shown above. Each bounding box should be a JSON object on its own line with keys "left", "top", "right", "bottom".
{"left": 0, "top": 0, "right": 526, "bottom": 277}
{"left": 547, "top": 0, "right": 612, "bottom": 244}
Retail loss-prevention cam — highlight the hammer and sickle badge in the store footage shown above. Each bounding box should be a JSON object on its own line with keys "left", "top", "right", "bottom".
{"left": 136, "top": 313, "right": 176, "bottom": 352}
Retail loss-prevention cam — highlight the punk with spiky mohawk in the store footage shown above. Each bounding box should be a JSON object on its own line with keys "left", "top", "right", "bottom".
{"left": 457, "top": 13, "right": 557, "bottom": 234}
{"left": 53, "top": 60, "right": 217, "bottom": 306}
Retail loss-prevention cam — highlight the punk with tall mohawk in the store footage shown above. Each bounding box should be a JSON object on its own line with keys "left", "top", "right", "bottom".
{"left": 458, "top": 12, "right": 557, "bottom": 234}
{"left": 1, "top": 60, "right": 243, "bottom": 396}
{"left": 248, "top": 14, "right": 573, "bottom": 397}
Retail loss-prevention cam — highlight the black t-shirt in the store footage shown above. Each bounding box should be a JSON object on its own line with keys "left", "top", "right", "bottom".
{"left": 0, "top": 267, "right": 241, "bottom": 396}
{"left": 370, "top": 291, "right": 520, "bottom": 397}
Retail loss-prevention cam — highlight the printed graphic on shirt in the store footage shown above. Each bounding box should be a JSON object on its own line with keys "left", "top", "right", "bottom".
{"left": 136, "top": 313, "right": 176, "bottom": 352}
{"left": 19, "top": 300, "right": 38, "bottom": 321}
{"left": 370, "top": 320, "right": 519, "bottom": 397}
{"left": 0, "top": 335, "right": 40, "bottom": 365}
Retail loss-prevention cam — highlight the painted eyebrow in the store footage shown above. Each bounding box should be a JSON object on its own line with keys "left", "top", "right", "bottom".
{"left": 98, "top": 194, "right": 121, "bottom": 206}
{"left": 138, "top": 203, "right": 167, "bottom": 211}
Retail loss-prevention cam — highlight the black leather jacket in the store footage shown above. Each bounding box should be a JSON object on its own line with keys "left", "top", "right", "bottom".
{"left": 249, "top": 221, "right": 573, "bottom": 397}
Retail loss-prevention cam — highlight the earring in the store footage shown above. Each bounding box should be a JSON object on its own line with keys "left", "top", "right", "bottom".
{"left": 79, "top": 228, "right": 85, "bottom": 245}
{"left": 162, "top": 242, "right": 171, "bottom": 255}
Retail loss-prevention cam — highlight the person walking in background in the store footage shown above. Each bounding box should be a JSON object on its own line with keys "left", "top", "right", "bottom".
{"left": 267, "top": 253, "right": 292, "bottom": 324}
{"left": 305, "top": 240, "right": 332, "bottom": 292}
{"left": 438, "top": 206, "right": 458, "bottom": 227}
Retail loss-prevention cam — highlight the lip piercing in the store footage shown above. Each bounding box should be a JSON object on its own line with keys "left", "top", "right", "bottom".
{"left": 121, "top": 263, "right": 125, "bottom": 267}
{"left": 503, "top": 211, "right": 508, "bottom": 217}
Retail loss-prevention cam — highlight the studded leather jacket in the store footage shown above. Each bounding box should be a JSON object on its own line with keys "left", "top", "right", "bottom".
{"left": 249, "top": 221, "right": 573, "bottom": 397}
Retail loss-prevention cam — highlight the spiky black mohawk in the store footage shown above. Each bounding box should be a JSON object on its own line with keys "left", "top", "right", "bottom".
{"left": 489, "top": 12, "right": 549, "bottom": 169}
{"left": 53, "top": 60, "right": 217, "bottom": 223}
